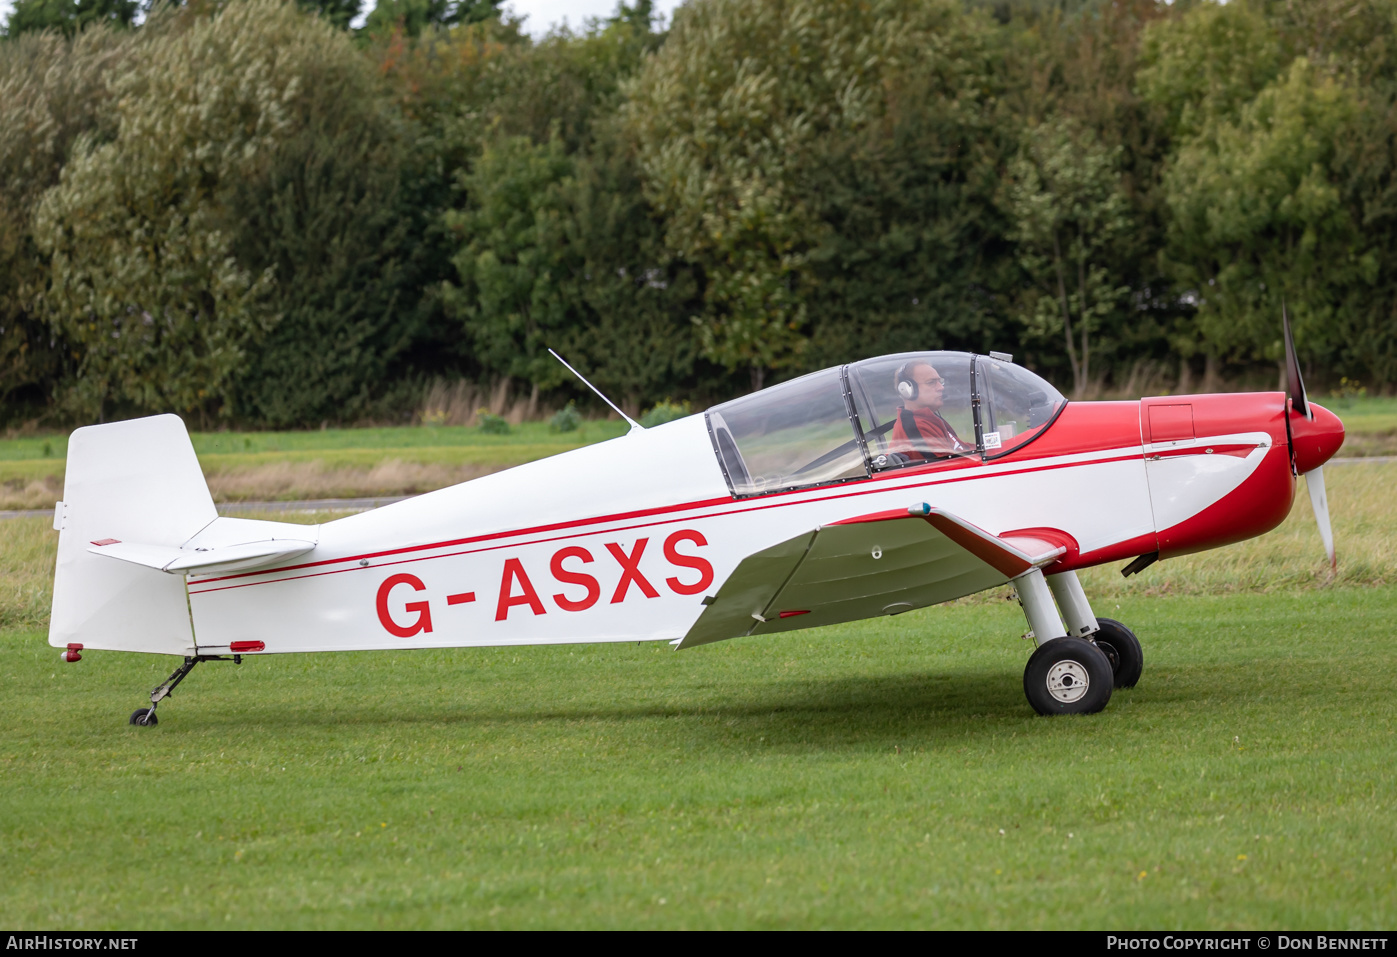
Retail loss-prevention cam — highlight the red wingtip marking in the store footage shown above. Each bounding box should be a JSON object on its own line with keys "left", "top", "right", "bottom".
{"left": 446, "top": 592, "right": 477, "bottom": 605}
{"left": 778, "top": 610, "right": 811, "bottom": 618}
{"left": 90, "top": 538, "right": 120, "bottom": 546}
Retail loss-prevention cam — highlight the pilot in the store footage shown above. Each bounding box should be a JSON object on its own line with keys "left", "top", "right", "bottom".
{"left": 888, "top": 359, "right": 968, "bottom": 461}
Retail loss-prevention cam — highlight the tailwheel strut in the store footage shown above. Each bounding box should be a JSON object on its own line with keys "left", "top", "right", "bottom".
{"left": 129, "top": 654, "right": 242, "bottom": 726}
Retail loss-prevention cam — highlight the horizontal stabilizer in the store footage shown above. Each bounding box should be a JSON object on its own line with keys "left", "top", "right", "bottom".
{"left": 678, "top": 504, "right": 1065, "bottom": 650}
{"left": 89, "top": 536, "right": 315, "bottom": 575}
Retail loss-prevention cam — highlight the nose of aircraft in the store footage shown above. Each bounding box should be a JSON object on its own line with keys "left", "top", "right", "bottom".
{"left": 1291, "top": 402, "right": 1345, "bottom": 474}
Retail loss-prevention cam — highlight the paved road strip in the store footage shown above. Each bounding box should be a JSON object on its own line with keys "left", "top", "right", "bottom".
{"left": 1, "top": 495, "right": 412, "bottom": 522}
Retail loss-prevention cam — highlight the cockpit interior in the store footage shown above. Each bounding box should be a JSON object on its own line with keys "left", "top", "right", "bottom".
{"left": 705, "top": 352, "right": 1066, "bottom": 498}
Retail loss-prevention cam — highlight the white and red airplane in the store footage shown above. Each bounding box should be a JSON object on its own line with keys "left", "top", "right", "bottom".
{"left": 48, "top": 321, "right": 1344, "bottom": 724}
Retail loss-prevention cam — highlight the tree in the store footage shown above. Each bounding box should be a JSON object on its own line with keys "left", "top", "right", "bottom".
{"left": 0, "top": 23, "right": 137, "bottom": 422}
{"left": 221, "top": 47, "right": 414, "bottom": 426}
{"left": 362, "top": 0, "right": 501, "bottom": 38}
{"left": 444, "top": 135, "right": 578, "bottom": 389}
{"left": 626, "top": 0, "right": 1011, "bottom": 390}
{"left": 1, "top": 0, "right": 139, "bottom": 39}
{"left": 1003, "top": 118, "right": 1132, "bottom": 397}
{"left": 1136, "top": 0, "right": 1285, "bottom": 141}
{"left": 1158, "top": 55, "right": 1373, "bottom": 374}
{"left": 33, "top": 0, "right": 397, "bottom": 421}
{"left": 297, "top": 0, "right": 364, "bottom": 30}
{"left": 443, "top": 123, "right": 701, "bottom": 408}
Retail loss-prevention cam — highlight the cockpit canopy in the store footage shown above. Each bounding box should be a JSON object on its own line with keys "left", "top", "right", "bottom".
{"left": 706, "top": 352, "right": 1066, "bottom": 498}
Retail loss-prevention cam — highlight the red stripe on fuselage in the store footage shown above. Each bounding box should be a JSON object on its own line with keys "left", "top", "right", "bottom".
{"left": 185, "top": 448, "right": 1151, "bottom": 596}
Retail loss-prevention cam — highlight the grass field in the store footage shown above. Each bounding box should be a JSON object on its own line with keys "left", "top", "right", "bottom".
{"left": 0, "top": 421, "right": 630, "bottom": 509}
{"left": 1, "top": 393, "right": 1392, "bottom": 510}
{"left": 0, "top": 463, "right": 1393, "bottom": 928}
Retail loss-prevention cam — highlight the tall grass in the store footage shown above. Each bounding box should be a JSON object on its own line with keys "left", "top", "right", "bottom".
{"left": 416, "top": 377, "right": 544, "bottom": 427}
{"left": 0, "top": 514, "right": 58, "bottom": 628}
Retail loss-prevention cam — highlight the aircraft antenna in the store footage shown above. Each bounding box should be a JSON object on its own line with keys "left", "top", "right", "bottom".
{"left": 547, "top": 348, "right": 644, "bottom": 434}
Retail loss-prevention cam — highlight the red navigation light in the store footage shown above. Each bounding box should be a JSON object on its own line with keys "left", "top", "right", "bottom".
{"left": 62, "top": 643, "right": 83, "bottom": 663}
{"left": 230, "top": 641, "right": 265, "bottom": 653}
{"left": 778, "top": 610, "right": 811, "bottom": 618}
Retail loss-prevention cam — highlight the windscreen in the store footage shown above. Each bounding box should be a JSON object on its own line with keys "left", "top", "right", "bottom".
{"left": 707, "top": 368, "right": 866, "bottom": 497}
{"left": 978, "top": 357, "right": 1066, "bottom": 455}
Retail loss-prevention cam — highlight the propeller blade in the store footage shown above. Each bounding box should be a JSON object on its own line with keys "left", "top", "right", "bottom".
{"left": 1282, "top": 301, "right": 1311, "bottom": 420}
{"left": 1305, "top": 465, "right": 1336, "bottom": 574}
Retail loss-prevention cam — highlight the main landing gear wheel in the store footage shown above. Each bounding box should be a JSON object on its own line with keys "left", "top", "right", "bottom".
{"left": 129, "top": 708, "right": 158, "bottom": 727}
{"left": 1023, "top": 637, "right": 1114, "bottom": 715}
{"left": 1092, "top": 618, "right": 1143, "bottom": 689}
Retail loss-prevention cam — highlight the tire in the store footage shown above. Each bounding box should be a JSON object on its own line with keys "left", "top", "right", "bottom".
{"left": 1093, "top": 618, "right": 1143, "bottom": 689}
{"left": 1023, "top": 637, "right": 1114, "bottom": 715}
{"left": 129, "top": 708, "right": 158, "bottom": 727}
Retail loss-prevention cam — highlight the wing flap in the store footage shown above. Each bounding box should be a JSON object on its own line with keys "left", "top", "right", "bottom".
{"left": 675, "top": 531, "right": 815, "bottom": 649}
{"left": 677, "top": 504, "right": 1066, "bottom": 649}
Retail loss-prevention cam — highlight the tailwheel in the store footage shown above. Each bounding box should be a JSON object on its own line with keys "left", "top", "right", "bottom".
{"left": 1023, "top": 637, "right": 1113, "bottom": 715}
{"left": 129, "top": 708, "right": 158, "bottom": 727}
{"left": 1092, "top": 618, "right": 1143, "bottom": 689}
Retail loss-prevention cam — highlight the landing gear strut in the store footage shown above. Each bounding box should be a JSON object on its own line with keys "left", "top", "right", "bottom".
{"left": 1011, "top": 569, "right": 1143, "bottom": 715}
{"left": 128, "top": 654, "right": 241, "bottom": 726}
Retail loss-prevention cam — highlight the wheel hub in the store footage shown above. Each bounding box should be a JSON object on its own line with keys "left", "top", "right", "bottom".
{"left": 1045, "top": 660, "right": 1090, "bottom": 703}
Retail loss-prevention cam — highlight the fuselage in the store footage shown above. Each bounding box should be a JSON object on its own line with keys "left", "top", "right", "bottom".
{"left": 182, "top": 388, "right": 1341, "bottom": 656}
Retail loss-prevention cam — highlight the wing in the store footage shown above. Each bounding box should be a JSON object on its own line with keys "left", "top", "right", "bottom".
{"left": 676, "top": 504, "right": 1066, "bottom": 649}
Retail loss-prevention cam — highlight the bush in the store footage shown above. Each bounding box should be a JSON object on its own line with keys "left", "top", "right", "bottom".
{"left": 639, "top": 399, "right": 691, "bottom": 428}
{"left": 549, "top": 402, "right": 581, "bottom": 432}
{"left": 476, "top": 408, "right": 510, "bottom": 434}
{"left": 33, "top": 0, "right": 408, "bottom": 424}
{"left": 0, "top": 23, "right": 139, "bottom": 420}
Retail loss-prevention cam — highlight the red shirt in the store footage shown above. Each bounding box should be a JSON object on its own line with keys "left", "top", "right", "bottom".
{"left": 889, "top": 406, "right": 968, "bottom": 461}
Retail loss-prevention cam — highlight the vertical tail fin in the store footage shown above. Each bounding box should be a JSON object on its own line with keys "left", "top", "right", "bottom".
{"left": 50, "top": 414, "right": 216, "bottom": 654}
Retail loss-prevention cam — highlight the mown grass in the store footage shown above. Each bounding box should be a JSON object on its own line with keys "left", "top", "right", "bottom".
{"left": 1, "top": 590, "right": 1394, "bottom": 929}
{"left": 1, "top": 463, "right": 1394, "bottom": 928}
{"left": 0, "top": 421, "right": 629, "bottom": 509}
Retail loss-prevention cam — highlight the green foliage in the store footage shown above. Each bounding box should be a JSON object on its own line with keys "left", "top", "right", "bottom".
{"left": 627, "top": 0, "right": 1012, "bottom": 388}
{"left": 363, "top": 0, "right": 501, "bottom": 38}
{"left": 476, "top": 408, "right": 509, "bottom": 433}
{"left": 297, "top": 0, "right": 364, "bottom": 30}
{"left": 1003, "top": 119, "right": 1133, "bottom": 397}
{"left": 8, "top": 0, "right": 1397, "bottom": 432}
{"left": 1, "top": 0, "right": 139, "bottom": 38}
{"left": 444, "top": 135, "right": 578, "bottom": 387}
{"left": 1137, "top": 1, "right": 1285, "bottom": 139}
{"left": 219, "top": 34, "right": 413, "bottom": 427}
{"left": 32, "top": 0, "right": 405, "bottom": 423}
{"left": 433, "top": 10, "right": 700, "bottom": 407}
{"left": 638, "top": 398, "right": 689, "bottom": 427}
{"left": 0, "top": 23, "right": 137, "bottom": 421}
{"left": 548, "top": 401, "right": 581, "bottom": 432}
{"left": 1161, "top": 55, "right": 1372, "bottom": 369}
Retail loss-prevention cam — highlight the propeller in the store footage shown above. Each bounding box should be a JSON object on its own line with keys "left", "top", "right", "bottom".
{"left": 1282, "top": 303, "right": 1335, "bottom": 574}
{"left": 1282, "top": 302, "right": 1310, "bottom": 422}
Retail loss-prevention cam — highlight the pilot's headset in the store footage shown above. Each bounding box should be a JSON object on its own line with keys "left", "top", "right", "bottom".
{"left": 895, "top": 362, "right": 919, "bottom": 402}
